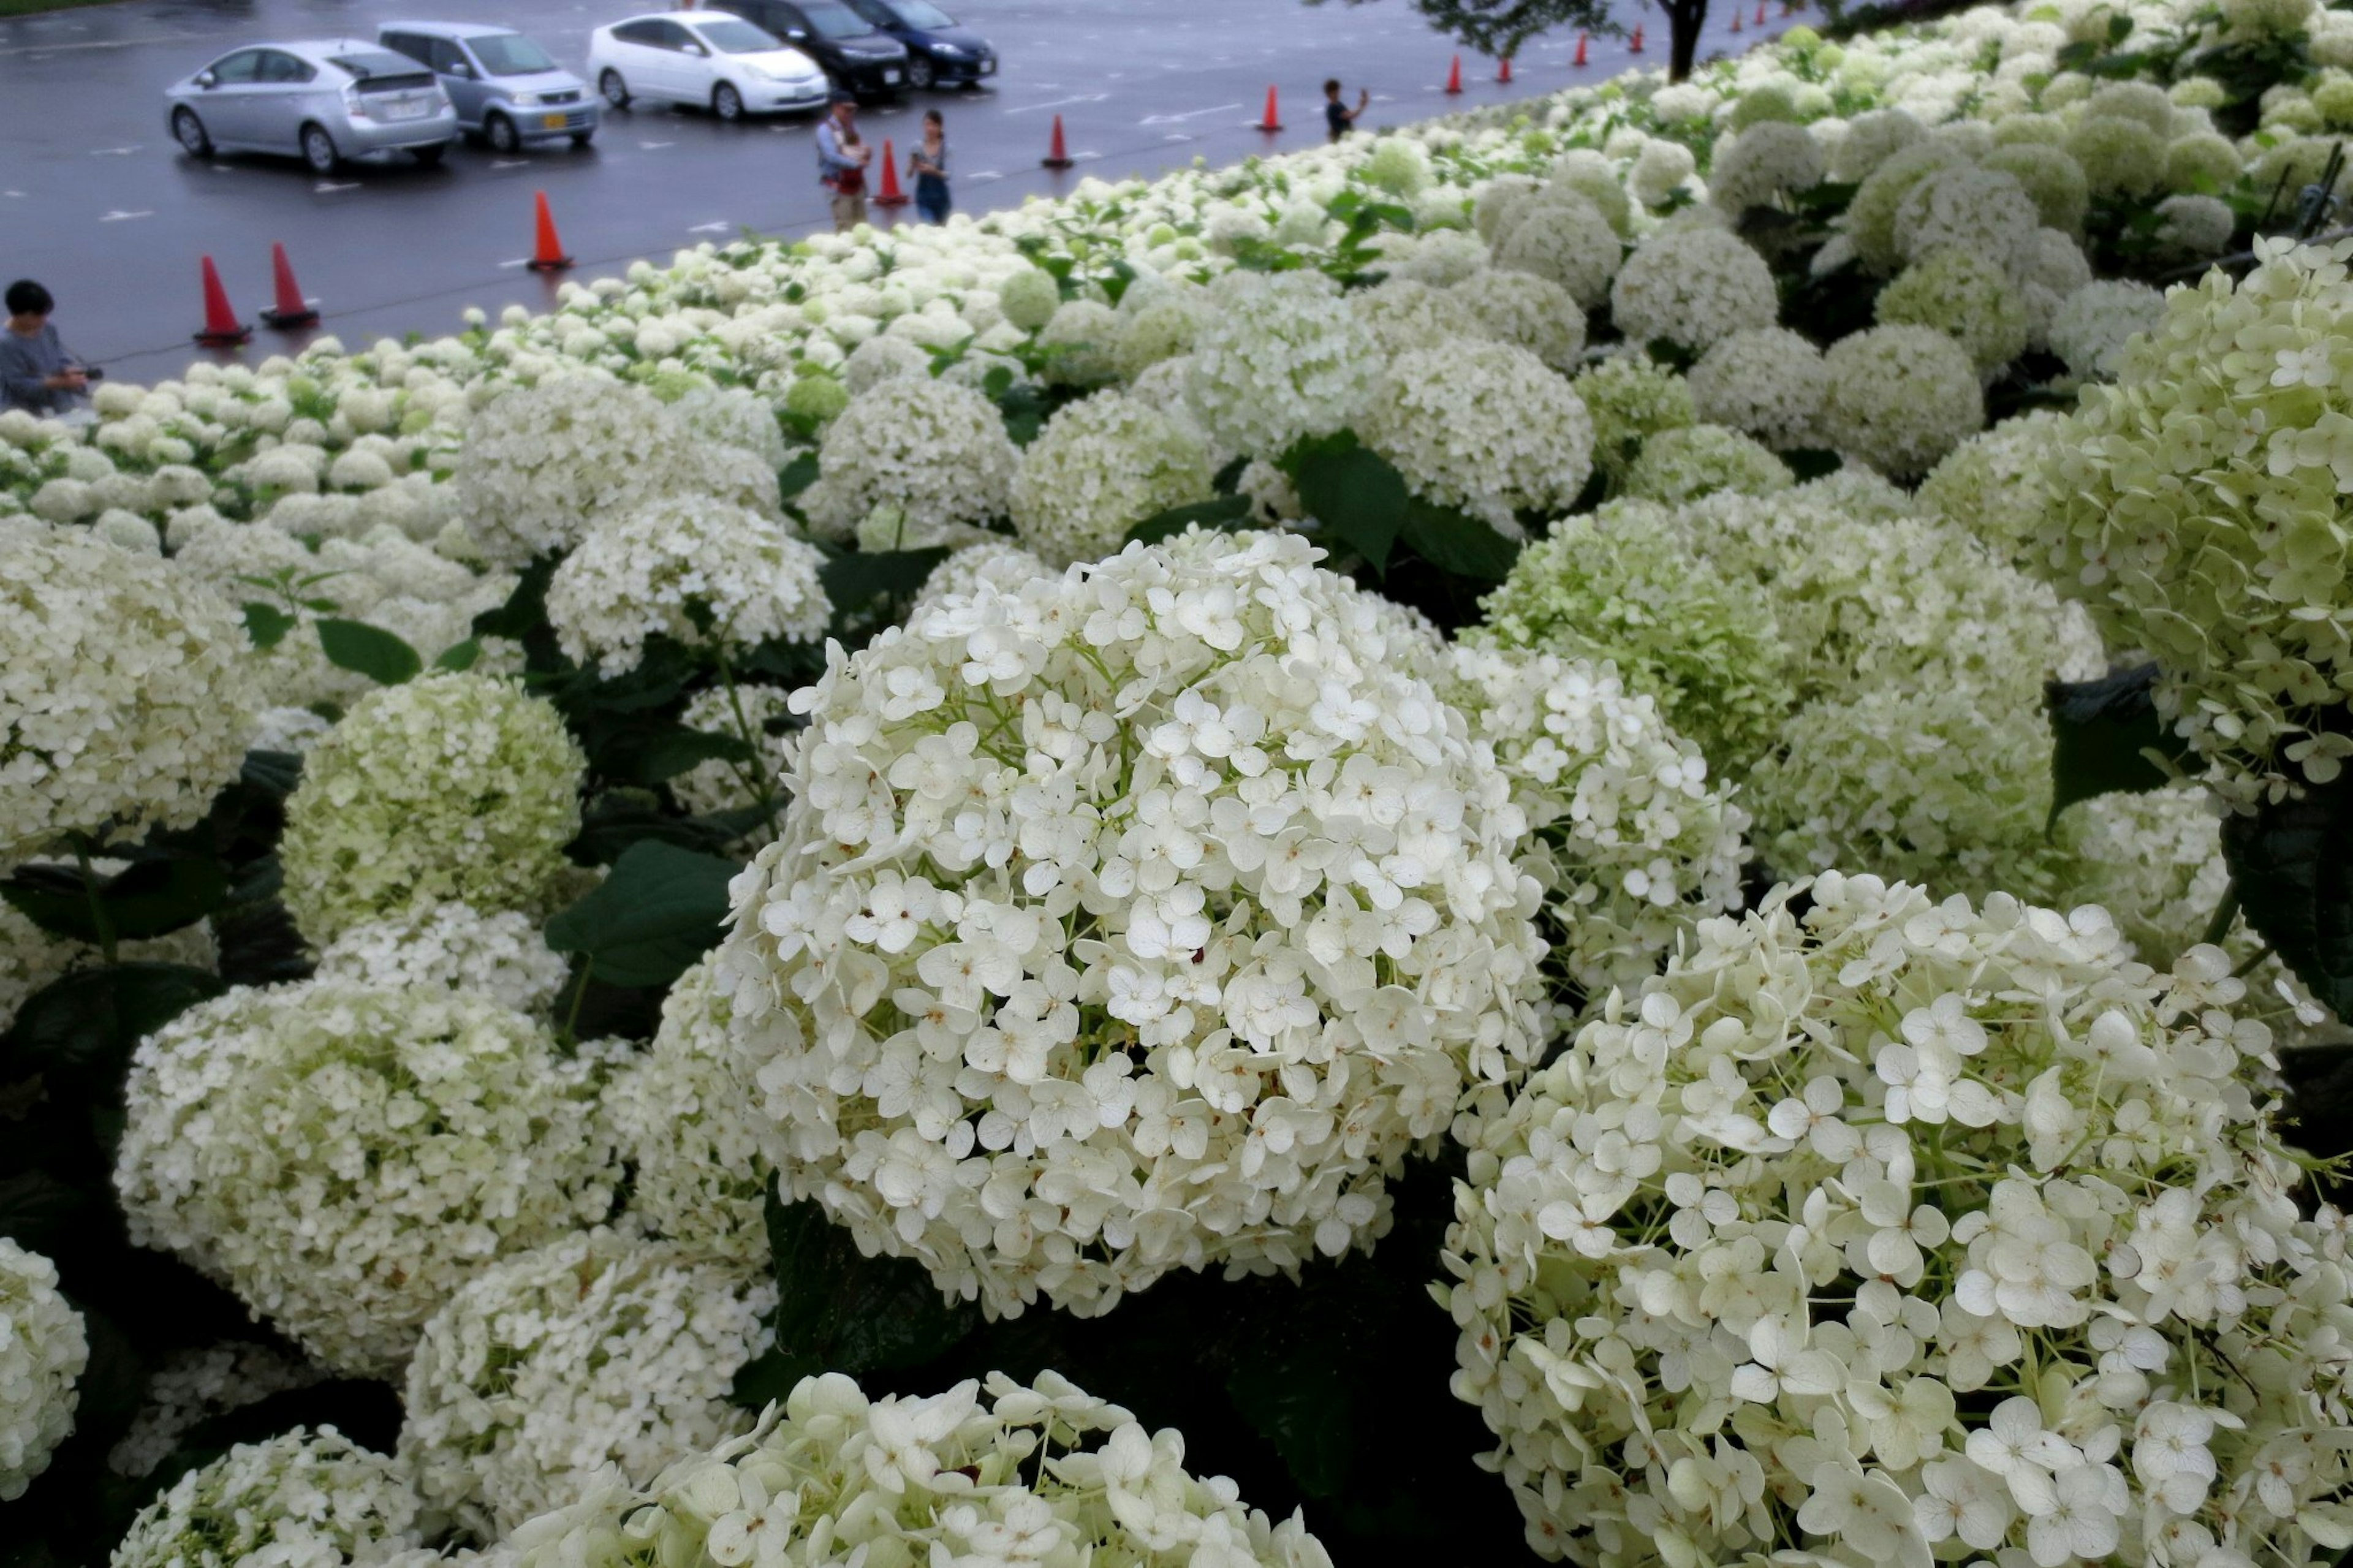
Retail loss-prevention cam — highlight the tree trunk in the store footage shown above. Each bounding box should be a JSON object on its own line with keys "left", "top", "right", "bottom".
{"left": 1667, "top": 0, "right": 1707, "bottom": 81}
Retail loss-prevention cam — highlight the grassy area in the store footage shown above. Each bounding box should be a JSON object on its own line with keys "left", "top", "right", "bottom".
{"left": 0, "top": 0, "right": 125, "bottom": 18}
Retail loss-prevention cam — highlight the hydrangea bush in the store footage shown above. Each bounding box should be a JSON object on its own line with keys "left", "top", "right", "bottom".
{"left": 1442, "top": 874, "right": 2353, "bottom": 1565}
{"left": 0, "top": 1240, "right": 85, "bottom": 1502}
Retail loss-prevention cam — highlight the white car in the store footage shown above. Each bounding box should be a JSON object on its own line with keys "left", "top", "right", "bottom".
{"left": 587, "top": 12, "right": 829, "bottom": 120}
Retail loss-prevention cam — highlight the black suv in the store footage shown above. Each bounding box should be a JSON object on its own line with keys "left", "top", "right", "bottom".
{"left": 708, "top": 0, "right": 907, "bottom": 97}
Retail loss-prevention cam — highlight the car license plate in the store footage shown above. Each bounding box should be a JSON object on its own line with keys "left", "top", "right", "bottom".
{"left": 386, "top": 99, "right": 430, "bottom": 121}
{"left": 542, "top": 113, "right": 567, "bottom": 129}
{"left": 884, "top": 69, "right": 900, "bottom": 83}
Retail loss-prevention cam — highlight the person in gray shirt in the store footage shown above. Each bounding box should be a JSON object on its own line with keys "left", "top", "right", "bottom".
{"left": 1, "top": 279, "right": 92, "bottom": 419}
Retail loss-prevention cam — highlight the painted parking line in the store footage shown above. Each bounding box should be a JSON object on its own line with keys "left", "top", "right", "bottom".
{"left": 490, "top": 159, "right": 529, "bottom": 170}
{"left": 966, "top": 169, "right": 1004, "bottom": 184}
{"left": 638, "top": 140, "right": 675, "bottom": 149}
{"left": 1140, "top": 103, "right": 1240, "bottom": 126}
{"left": 688, "top": 221, "right": 730, "bottom": 233}
{"left": 314, "top": 181, "right": 361, "bottom": 194}
{"left": 99, "top": 210, "right": 153, "bottom": 221}
{"left": 91, "top": 145, "right": 141, "bottom": 156}
{"left": 1005, "top": 92, "right": 1106, "bottom": 115}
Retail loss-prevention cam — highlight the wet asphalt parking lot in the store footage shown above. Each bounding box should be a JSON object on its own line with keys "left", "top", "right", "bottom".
{"left": 0, "top": 0, "right": 1794, "bottom": 382}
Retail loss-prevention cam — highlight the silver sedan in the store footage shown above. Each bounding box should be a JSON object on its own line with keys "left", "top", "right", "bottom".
{"left": 165, "top": 39, "right": 460, "bottom": 174}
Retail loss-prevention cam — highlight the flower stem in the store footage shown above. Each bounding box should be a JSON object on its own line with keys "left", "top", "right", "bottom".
{"left": 70, "top": 833, "right": 116, "bottom": 966}
{"left": 2200, "top": 883, "right": 2240, "bottom": 949}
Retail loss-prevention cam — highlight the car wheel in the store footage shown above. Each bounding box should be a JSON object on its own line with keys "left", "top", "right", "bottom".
{"left": 600, "top": 69, "right": 631, "bottom": 109}
{"left": 300, "top": 123, "right": 340, "bottom": 175}
{"left": 907, "top": 55, "right": 934, "bottom": 89}
{"left": 485, "top": 112, "right": 520, "bottom": 154}
{"left": 170, "top": 106, "right": 213, "bottom": 158}
{"left": 712, "top": 81, "right": 744, "bottom": 121}
{"left": 411, "top": 141, "right": 449, "bottom": 167}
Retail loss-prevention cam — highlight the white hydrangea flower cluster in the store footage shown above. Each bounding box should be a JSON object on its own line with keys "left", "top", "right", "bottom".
{"left": 399, "top": 1229, "right": 775, "bottom": 1538}
{"left": 278, "top": 673, "right": 585, "bottom": 945}
{"left": 1622, "top": 423, "right": 1794, "bottom": 505}
{"left": 544, "top": 496, "right": 832, "bottom": 676}
{"left": 313, "top": 900, "right": 572, "bottom": 1017}
{"left": 2047, "top": 278, "right": 2166, "bottom": 382}
{"left": 502, "top": 1371, "right": 1333, "bottom": 1568}
{"left": 1478, "top": 512, "right": 1794, "bottom": 775}
{"left": 2053, "top": 786, "right": 2237, "bottom": 968}
{"left": 1358, "top": 341, "right": 1594, "bottom": 532}
{"left": 1877, "top": 249, "right": 2030, "bottom": 373}
{"left": 1440, "top": 646, "right": 1748, "bottom": 1005}
{"left": 114, "top": 980, "right": 621, "bottom": 1375}
{"left": 1450, "top": 270, "right": 1586, "bottom": 374}
{"left": 1009, "top": 390, "right": 1216, "bottom": 567}
{"left": 802, "top": 377, "right": 1018, "bottom": 545}
{"left": 1443, "top": 873, "right": 2353, "bottom": 1567}
{"left": 107, "top": 1341, "right": 325, "bottom": 1481}
{"left": 1688, "top": 328, "right": 1828, "bottom": 451}
{"left": 1708, "top": 121, "right": 1826, "bottom": 215}
{"left": 1818, "top": 324, "right": 1985, "bottom": 479}
{"left": 1495, "top": 192, "right": 1626, "bottom": 310}
{"left": 454, "top": 377, "right": 773, "bottom": 569}
{"left": 2040, "top": 238, "right": 2353, "bottom": 800}
{"left": 911, "top": 538, "right": 1054, "bottom": 617}
{"left": 111, "top": 1427, "right": 430, "bottom": 1568}
{"left": 1572, "top": 354, "right": 1696, "bottom": 480}
{"left": 1607, "top": 228, "right": 1779, "bottom": 355}
{"left": 716, "top": 528, "right": 1546, "bottom": 1319}
{"left": 601, "top": 959, "right": 775, "bottom": 1266}
{"left": 1917, "top": 409, "right": 2066, "bottom": 565}
{"left": 1184, "top": 271, "right": 1378, "bottom": 460}
{"left": 0, "top": 1239, "right": 85, "bottom": 1502}
{"left": 1, "top": 530, "right": 258, "bottom": 869}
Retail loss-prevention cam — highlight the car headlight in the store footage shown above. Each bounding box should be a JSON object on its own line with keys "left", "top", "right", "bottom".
{"left": 509, "top": 91, "right": 544, "bottom": 107}
{"left": 741, "top": 64, "right": 775, "bottom": 81}
{"left": 933, "top": 44, "right": 963, "bottom": 56}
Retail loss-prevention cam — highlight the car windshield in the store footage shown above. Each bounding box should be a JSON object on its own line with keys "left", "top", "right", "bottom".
{"left": 886, "top": 0, "right": 956, "bottom": 27}
{"left": 697, "top": 18, "right": 782, "bottom": 53}
{"left": 470, "top": 34, "right": 557, "bottom": 75}
{"left": 329, "top": 50, "right": 426, "bottom": 79}
{"left": 800, "top": 0, "right": 873, "bottom": 38}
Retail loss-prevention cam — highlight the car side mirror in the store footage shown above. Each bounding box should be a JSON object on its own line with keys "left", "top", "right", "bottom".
{"left": 788, "top": 28, "right": 807, "bottom": 39}
{"left": 687, "top": 42, "right": 708, "bottom": 55}
{"left": 450, "top": 61, "right": 474, "bottom": 78}
{"left": 195, "top": 70, "right": 217, "bottom": 88}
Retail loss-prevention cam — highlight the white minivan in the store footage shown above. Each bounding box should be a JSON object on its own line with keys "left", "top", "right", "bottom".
{"left": 586, "top": 12, "right": 830, "bottom": 121}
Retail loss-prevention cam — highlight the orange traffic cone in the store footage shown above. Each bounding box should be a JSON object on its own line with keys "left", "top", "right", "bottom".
{"left": 1258, "top": 84, "right": 1282, "bottom": 131}
{"left": 1498, "top": 55, "right": 1512, "bottom": 83}
{"left": 1630, "top": 25, "right": 1645, "bottom": 51}
{"left": 1042, "top": 113, "right": 1074, "bottom": 169}
{"left": 526, "top": 189, "right": 572, "bottom": 273}
{"left": 1731, "top": 8, "right": 1743, "bottom": 31}
{"left": 1445, "top": 54, "right": 1462, "bottom": 93}
{"left": 873, "top": 138, "right": 909, "bottom": 206}
{"left": 1573, "top": 32, "right": 1588, "bottom": 66}
{"left": 260, "top": 242, "right": 318, "bottom": 330}
{"left": 1757, "top": 2, "right": 1768, "bottom": 20}
{"left": 192, "top": 255, "right": 250, "bottom": 347}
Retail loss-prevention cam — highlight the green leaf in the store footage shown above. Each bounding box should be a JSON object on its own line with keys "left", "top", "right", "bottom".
{"left": 240, "top": 750, "right": 303, "bottom": 801}
{"left": 1397, "top": 502, "right": 1521, "bottom": 583}
{"left": 1285, "top": 432, "right": 1408, "bottom": 574}
{"left": 0, "top": 1172, "right": 91, "bottom": 1255}
{"left": 819, "top": 545, "right": 953, "bottom": 620}
{"left": 2044, "top": 664, "right": 2194, "bottom": 828}
{"left": 1781, "top": 447, "right": 1844, "bottom": 482}
{"left": 1124, "top": 494, "right": 1254, "bottom": 545}
{"left": 240, "top": 602, "right": 295, "bottom": 651}
{"left": 1, "top": 857, "right": 232, "bottom": 944}
{"left": 1211, "top": 456, "right": 1249, "bottom": 497}
{"left": 472, "top": 555, "right": 556, "bottom": 642}
{"left": 733, "top": 1192, "right": 979, "bottom": 1406}
{"left": 314, "top": 618, "right": 422, "bottom": 687}
{"left": 1, "top": 963, "right": 225, "bottom": 1088}
{"left": 779, "top": 450, "right": 821, "bottom": 500}
{"left": 610, "top": 726, "right": 756, "bottom": 787}
{"left": 2221, "top": 774, "right": 2353, "bottom": 1019}
{"left": 433, "top": 637, "right": 482, "bottom": 673}
{"left": 544, "top": 840, "right": 740, "bottom": 990}
{"left": 1224, "top": 1325, "right": 1359, "bottom": 1499}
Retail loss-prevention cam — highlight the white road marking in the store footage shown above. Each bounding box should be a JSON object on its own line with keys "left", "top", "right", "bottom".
{"left": 91, "top": 145, "right": 141, "bottom": 156}
{"left": 1005, "top": 91, "right": 1106, "bottom": 115}
{"left": 490, "top": 159, "right": 529, "bottom": 169}
{"left": 0, "top": 36, "right": 200, "bottom": 58}
{"left": 1162, "top": 132, "right": 1194, "bottom": 143}
{"left": 313, "top": 181, "right": 361, "bottom": 194}
{"left": 2, "top": 191, "right": 24, "bottom": 198}
{"left": 688, "top": 221, "right": 730, "bottom": 233}
{"left": 966, "top": 169, "right": 1003, "bottom": 183}
{"left": 1140, "top": 102, "right": 1240, "bottom": 126}
{"left": 638, "top": 140, "right": 675, "bottom": 148}
{"left": 497, "top": 257, "right": 532, "bottom": 268}
{"left": 99, "top": 210, "right": 154, "bottom": 222}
